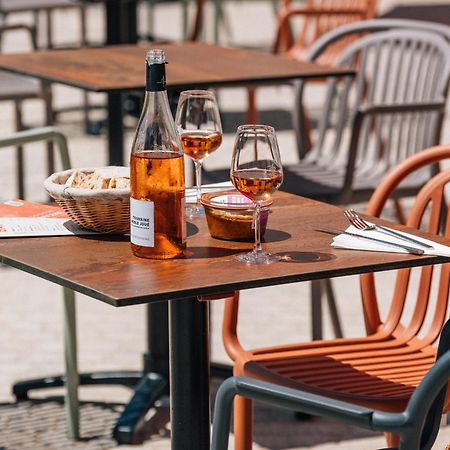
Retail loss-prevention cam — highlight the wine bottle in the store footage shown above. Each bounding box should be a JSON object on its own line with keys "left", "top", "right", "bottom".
{"left": 130, "top": 49, "right": 186, "bottom": 259}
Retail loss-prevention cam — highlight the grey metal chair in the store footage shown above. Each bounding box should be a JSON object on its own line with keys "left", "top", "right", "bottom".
{"left": 211, "top": 319, "right": 450, "bottom": 450}
{"left": 287, "top": 26, "right": 450, "bottom": 204}
{"left": 288, "top": 20, "right": 450, "bottom": 341}
{"left": 0, "top": 24, "right": 54, "bottom": 199}
{"left": 0, "top": 0, "right": 87, "bottom": 49}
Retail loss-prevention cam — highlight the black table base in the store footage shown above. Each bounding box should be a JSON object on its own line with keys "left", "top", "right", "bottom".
{"left": 13, "top": 299, "right": 231, "bottom": 447}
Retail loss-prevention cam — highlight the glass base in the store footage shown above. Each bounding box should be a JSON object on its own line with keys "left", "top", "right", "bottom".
{"left": 186, "top": 204, "right": 205, "bottom": 218}
{"left": 235, "top": 250, "right": 281, "bottom": 265}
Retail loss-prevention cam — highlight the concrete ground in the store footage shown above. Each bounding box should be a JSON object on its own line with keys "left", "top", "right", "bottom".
{"left": 1, "top": 1, "right": 450, "bottom": 449}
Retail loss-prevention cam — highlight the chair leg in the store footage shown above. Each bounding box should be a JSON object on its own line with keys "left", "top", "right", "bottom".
{"left": 310, "top": 279, "right": 323, "bottom": 340}
{"left": 14, "top": 100, "right": 25, "bottom": 199}
{"left": 246, "top": 88, "right": 258, "bottom": 124}
{"left": 234, "top": 395, "right": 253, "bottom": 450}
{"left": 324, "top": 279, "right": 343, "bottom": 339}
{"left": 43, "top": 81, "right": 55, "bottom": 177}
{"left": 79, "top": 4, "right": 92, "bottom": 134}
{"left": 33, "top": 11, "right": 40, "bottom": 48}
{"left": 63, "top": 287, "right": 79, "bottom": 440}
{"left": 311, "top": 279, "right": 344, "bottom": 340}
{"left": 393, "top": 199, "right": 406, "bottom": 225}
{"left": 385, "top": 431, "right": 400, "bottom": 448}
{"left": 45, "top": 9, "right": 53, "bottom": 49}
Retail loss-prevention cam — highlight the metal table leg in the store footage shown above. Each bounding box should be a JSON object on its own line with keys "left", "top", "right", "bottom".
{"left": 169, "top": 298, "right": 211, "bottom": 450}
{"left": 113, "top": 301, "right": 169, "bottom": 444}
{"left": 107, "top": 91, "right": 124, "bottom": 166}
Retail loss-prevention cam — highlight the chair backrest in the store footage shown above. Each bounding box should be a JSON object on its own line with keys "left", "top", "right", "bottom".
{"left": 360, "top": 144, "right": 450, "bottom": 360}
{"left": 295, "top": 26, "right": 450, "bottom": 204}
{"left": 273, "top": 0, "right": 377, "bottom": 61}
{"left": 294, "top": 19, "right": 450, "bottom": 158}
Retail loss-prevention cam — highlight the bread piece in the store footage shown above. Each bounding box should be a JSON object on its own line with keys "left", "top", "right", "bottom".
{"left": 86, "top": 172, "right": 109, "bottom": 189}
{"left": 65, "top": 171, "right": 88, "bottom": 188}
{"left": 108, "top": 176, "right": 130, "bottom": 189}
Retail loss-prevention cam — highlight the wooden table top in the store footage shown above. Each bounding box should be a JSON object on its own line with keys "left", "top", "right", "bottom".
{"left": 0, "top": 42, "right": 354, "bottom": 92}
{"left": 0, "top": 192, "right": 448, "bottom": 307}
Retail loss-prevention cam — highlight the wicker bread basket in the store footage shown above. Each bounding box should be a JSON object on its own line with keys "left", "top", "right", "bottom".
{"left": 44, "top": 167, "right": 130, "bottom": 233}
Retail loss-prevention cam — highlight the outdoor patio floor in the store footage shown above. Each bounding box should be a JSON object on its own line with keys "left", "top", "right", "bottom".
{"left": 1, "top": 1, "right": 450, "bottom": 449}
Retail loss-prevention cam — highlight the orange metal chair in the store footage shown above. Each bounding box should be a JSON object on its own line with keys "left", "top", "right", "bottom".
{"left": 222, "top": 144, "right": 450, "bottom": 449}
{"left": 247, "top": 0, "right": 377, "bottom": 123}
{"left": 274, "top": 0, "right": 377, "bottom": 61}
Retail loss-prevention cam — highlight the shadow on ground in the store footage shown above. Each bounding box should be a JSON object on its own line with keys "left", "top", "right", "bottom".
{"left": 0, "top": 384, "right": 383, "bottom": 450}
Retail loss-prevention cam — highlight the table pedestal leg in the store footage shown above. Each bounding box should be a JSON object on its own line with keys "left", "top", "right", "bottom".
{"left": 169, "top": 298, "right": 211, "bottom": 450}
{"left": 107, "top": 92, "right": 124, "bottom": 166}
{"left": 112, "top": 302, "right": 169, "bottom": 444}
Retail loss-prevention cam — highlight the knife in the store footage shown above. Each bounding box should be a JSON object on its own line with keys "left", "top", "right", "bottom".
{"left": 315, "top": 226, "right": 425, "bottom": 256}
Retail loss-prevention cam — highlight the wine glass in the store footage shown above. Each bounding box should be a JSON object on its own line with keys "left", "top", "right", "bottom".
{"left": 175, "top": 90, "right": 222, "bottom": 217}
{"left": 231, "top": 124, "right": 283, "bottom": 264}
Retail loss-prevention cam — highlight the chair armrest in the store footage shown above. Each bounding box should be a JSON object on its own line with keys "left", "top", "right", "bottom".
{"left": 358, "top": 101, "right": 446, "bottom": 116}
{"left": 339, "top": 100, "right": 447, "bottom": 203}
{"left": 0, "top": 24, "right": 37, "bottom": 50}
{"left": 211, "top": 376, "right": 374, "bottom": 450}
{"left": 0, "top": 127, "right": 71, "bottom": 170}
{"left": 233, "top": 377, "right": 374, "bottom": 427}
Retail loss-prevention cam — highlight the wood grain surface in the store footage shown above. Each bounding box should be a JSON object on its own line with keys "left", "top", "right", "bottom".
{"left": 0, "top": 42, "right": 354, "bottom": 92}
{"left": 0, "top": 192, "right": 448, "bottom": 307}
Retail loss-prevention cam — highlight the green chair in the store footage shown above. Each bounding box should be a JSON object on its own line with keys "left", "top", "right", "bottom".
{"left": 0, "top": 126, "right": 79, "bottom": 438}
{"left": 212, "top": 318, "right": 450, "bottom": 450}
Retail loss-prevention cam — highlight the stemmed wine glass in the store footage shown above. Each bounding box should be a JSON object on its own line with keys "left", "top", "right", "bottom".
{"left": 231, "top": 124, "right": 283, "bottom": 264}
{"left": 175, "top": 90, "right": 222, "bottom": 217}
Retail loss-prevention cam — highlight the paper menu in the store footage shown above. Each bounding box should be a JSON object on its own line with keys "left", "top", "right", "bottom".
{"left": 0, "top": 218, "right": 97, "bottom": 237}
{"left": 0, "top": 199, "right": 69, "bottom": 218}
{"left": 0, "top": 200, "right": 97, "bottom": 237}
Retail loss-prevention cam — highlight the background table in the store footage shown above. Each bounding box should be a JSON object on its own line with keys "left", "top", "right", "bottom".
{"left": 0, "top": 42, "right": 354, "bottom": 166}
{"left": 1, "top": 191, "right": 449, "bottom": 449}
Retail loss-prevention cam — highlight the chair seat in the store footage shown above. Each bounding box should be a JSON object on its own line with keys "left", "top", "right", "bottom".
{"left": 238, "top": 336, "right": 437, "bottom": 410}
{"left": 203, "top": 160, "right": 431, "bottom": 204}
{"left": 281, "top": 161, "right": 432, "bottom": 204}
{"left": 0, "top": 71, "right": 42, "bottom": 100}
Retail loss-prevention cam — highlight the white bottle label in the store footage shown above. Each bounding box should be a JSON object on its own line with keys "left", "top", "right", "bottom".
{"left": 130, "top": 197, "right": 154, "bottom": 247}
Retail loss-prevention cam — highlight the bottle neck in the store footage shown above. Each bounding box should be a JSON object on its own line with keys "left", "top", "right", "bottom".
{"left": 146, "top": 62, "right": 166, "bottom": 92}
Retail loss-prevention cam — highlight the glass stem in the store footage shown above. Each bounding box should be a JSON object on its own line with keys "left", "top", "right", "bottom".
{"left": 194, "top": 159, "right": 203, "bottom": 206}
{"left": 253, "top": 202, "right": 262, "bottom": 253}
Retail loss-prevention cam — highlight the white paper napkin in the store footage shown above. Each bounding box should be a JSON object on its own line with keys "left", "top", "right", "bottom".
{"left": 332, "top": 222, "right": 450, "bottom": 257}
{"left": 186, "top": 181, "right": 234, "bottom": 204}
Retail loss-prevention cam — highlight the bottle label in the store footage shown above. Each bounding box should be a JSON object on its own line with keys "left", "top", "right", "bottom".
{"left": 130, "top": 198, "right": 154, "bottom": 247}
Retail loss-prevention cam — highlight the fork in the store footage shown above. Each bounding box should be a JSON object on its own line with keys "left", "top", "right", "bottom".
{"left": 343, "top": 209, "right": 434, "bottom": 250}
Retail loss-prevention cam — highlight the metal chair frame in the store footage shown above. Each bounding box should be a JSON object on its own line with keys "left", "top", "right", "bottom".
{"left": 0, "top": 0, "right": 87, "bottom": 49}
{"left": 0, "top": 23, "right": 54, "bottom": 199}
{"left": 221, "top": 144, "right": 450, "bottom": 450}
{"left": 288, "top": 20, "right": 450, "bottom": 342}
{"left": 0, "top": 126, "right": 79, "bottom": 438}
{"left": 286, "top": 27, "right": 450, "bottom": 204}
{"left": 212, "top": 318, "right": 450, "bottom": 450}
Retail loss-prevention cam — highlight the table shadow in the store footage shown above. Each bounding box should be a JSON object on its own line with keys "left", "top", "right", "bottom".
{"left": 262, "top": 229, "right": 291, "bottom": 243}
{"left": 278, "top": 251, "right": 337, "bottom": 263}
{"left": 184, "top": 246, "right": 241, "bottom": 259}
